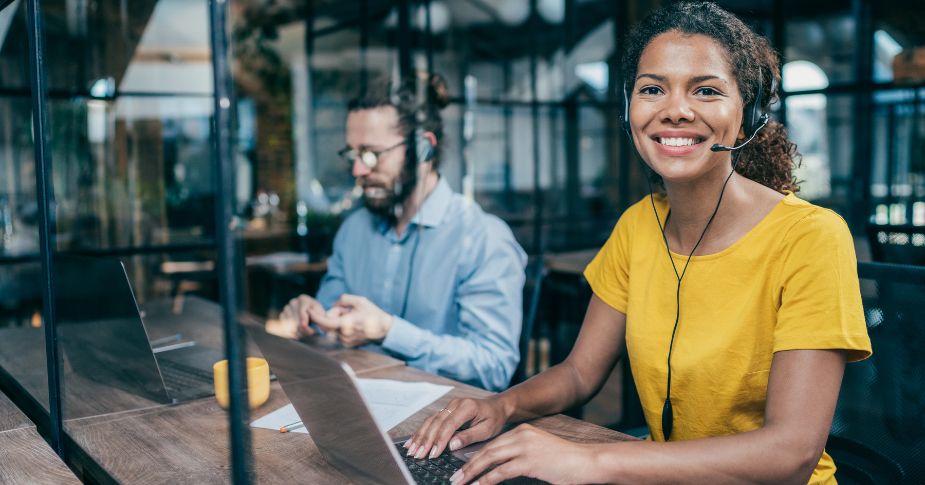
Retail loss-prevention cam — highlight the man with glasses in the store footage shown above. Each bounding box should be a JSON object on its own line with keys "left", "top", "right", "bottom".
{"left": 279, "top": 75, "right": 526, "bottom": 391}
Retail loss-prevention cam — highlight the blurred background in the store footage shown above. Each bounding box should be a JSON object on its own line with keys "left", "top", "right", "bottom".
{"left": 0, "top": 1, "right": 923, "bottom": 313}
{"left": 0, "top": 1, "right": 924, "bottom": 480}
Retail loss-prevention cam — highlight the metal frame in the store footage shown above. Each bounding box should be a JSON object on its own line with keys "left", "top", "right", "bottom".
{"left": 208, "top": 0, "right": 252, "bottom": 482}
{"left": 24, "top": 0, "right": 64, "bottom": 457}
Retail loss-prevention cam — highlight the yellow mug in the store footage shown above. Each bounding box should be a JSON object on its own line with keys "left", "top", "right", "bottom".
{"left": 213, "top": 357, "right": 270, "bottom": 409}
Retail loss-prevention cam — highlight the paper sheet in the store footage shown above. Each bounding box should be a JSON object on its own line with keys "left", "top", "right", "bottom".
{"left": 250, "top": 378, "right": 453, "bottom": 435}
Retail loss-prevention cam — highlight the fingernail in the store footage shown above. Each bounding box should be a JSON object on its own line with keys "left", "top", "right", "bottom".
{"left": 415, "top": 446, "right": 427, "bottom": 459}
{"left": 471, "top": 481, "right": 480, "bottom": 485}
{"left": 429, "top": 445, "right": 439, "bottom": 459}
{"left": 407, "top": 444, "right": 416, "bottom": 456}
{"left": 449, "top": 470, "right": 462, "bottom": 483}
{"left": 403, "top": 440, "right": 413, "bottom": 449}
{"left": 449, "top": 438, "right": 462, "bottom": 451}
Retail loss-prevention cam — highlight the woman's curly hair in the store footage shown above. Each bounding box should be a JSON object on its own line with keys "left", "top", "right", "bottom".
{"left": 622, "top": 1, "right": 801, "bottom": 193}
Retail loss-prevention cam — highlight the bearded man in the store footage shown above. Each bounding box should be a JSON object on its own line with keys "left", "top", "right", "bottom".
{"left": 279, "top": 75, "right": 526, "bottom": 391}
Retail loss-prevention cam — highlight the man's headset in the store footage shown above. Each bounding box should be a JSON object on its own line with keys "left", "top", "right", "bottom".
{"left": 621, "top": 75, "right": 769, "bottom": 150}
{"left": 622, "top": 70, "right": 770, "bottom": 441}
{"left": 396, "top": 83, "right": 438, "bottom": 320}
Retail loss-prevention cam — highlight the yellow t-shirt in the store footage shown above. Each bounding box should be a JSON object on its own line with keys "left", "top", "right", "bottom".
{"left": 584, "top": 193, "right": 872, "bottom": 485}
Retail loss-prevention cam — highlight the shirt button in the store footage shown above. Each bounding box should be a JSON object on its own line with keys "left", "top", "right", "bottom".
{"left": 391, "top": 244, "right": 400, "bottom": 251}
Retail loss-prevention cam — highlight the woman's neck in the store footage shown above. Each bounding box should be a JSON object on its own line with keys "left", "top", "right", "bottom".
{"left": 662, "top": 167, "right": 743, "bottom": 255}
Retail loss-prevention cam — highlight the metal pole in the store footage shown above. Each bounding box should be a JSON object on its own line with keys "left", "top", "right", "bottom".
{"left": 851, "top": 0, "right": 873, "bottom": 230}
{"left": 398, "top": 0, "right": 419, "bottom": 178}
{"left": 25, "top": 0, "right": 64, "bottom": 456}
{"left": 772, "top": 0, "right": 787, "bottom": 127}
{"left": 908, "top": 89, "right": 919, "bottom": 224}
{"left": 208, "top": 1, "right": 252, "bottom": 483}
{"left": 503, "top": 61, "right": 513, "bottom": 210}
{"left": 359, "top": 0, "right": 367, "bottom": 94}
{"left": 425, "top": 0, "right": 434, "bottom": 75}
{"left": 398, "top": 0, "right": 413, "bottom": 80}
{"left": 530, "top": 0, "right": 543, "bottom": 255}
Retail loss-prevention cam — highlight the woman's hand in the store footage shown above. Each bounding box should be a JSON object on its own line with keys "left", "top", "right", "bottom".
{"left": 405, "top": 397, "right": 510, "bottom": 460}
{"left": 449, "top": 423, "right": 595, "bottom": 485}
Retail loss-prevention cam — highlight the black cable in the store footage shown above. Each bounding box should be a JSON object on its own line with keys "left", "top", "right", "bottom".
{"left": 650, "top": 151, "right": 743, "bottom": 441}
{"left": 399, "top": 222, "right": 422, "bottom": 319}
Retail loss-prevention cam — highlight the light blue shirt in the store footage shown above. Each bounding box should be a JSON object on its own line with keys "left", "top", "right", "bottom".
{"left": 316, "top": 177, "right": 526, "bottom": 391}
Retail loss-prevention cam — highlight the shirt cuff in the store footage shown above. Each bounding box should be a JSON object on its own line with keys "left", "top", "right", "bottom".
{"left": 381, "top": 315, "right": 427, "bottom": 359}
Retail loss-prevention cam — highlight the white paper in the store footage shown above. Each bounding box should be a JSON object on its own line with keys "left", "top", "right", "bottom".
{"left": 250, "top": 378, "right": 453, "bottom": 435}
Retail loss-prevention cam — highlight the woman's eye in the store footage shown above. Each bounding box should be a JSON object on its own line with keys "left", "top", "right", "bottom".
{"left": 696, "top": 87, "right": 720, "bottom": 96}
{"left": 639, "top": 86, "right": 661, "bottom": 95}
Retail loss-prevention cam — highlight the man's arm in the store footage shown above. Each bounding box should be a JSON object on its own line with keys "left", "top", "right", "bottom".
{"left": 381, "top": 217, "right": 526, "bottom": 391}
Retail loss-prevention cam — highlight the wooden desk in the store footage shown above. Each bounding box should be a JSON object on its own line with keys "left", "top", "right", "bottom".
{"left": 64, "top": 350, "right": 633, "bottom": 483}
{"left": 0, "top": 297, "right": 403, "bottom": 422}
{"left": 0, "top": 392, "right": 80, "bottom": 484}
{"left": 0, "top": 388, "right": 33, "bottom": 433}
{"left": 0, "top": 428, "right": 81, "bottom": 484}
{"left": 367, "top": 366, "right": 635, "bottom": 445}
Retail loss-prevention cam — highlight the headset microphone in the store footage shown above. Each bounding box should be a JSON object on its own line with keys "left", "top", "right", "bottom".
{"left": 709, "top": 113, "right": 769, "bottom": 152}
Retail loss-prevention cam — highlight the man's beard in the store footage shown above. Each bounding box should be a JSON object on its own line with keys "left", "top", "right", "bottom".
{"left": 362, "top": 165, "right": 416, "bottom": 223}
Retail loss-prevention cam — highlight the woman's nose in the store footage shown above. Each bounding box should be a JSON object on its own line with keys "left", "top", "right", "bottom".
{"left": 661, "top": 93, "right": 695, "bottom": 124}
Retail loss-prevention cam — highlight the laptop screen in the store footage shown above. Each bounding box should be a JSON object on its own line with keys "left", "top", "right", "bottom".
{"left": 54, "top": 255, "right": 170, "bottom": 416}
{"left": 246, "top": 326, "right": 413, "bottom": 485}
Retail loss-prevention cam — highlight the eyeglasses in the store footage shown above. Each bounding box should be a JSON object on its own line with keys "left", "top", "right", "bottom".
{"left": 337, "top": 140, "right": 406, "bottom": 170}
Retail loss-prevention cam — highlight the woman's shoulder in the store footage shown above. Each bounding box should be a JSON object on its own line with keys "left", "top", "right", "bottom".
{"left": 772, "top": 194, "right": 854, "bottom": 253}
{"left": 777, "top": 194, "right": 850, "bottom": 232}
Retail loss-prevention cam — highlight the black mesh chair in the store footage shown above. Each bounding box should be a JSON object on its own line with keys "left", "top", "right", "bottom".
{"left": 510, "top": 256, "right": 547, "bottom": 386}
{"left": 829, "top": 261, "right": 925, "bottom": 484}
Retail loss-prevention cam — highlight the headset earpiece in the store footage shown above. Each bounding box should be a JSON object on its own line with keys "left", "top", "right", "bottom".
{"left": 742, "top": 72, "right": 767, "bottom": 138}
{"left": 414, "top": 130, "right": 435, "bottom": 164}
{"left": 622, "top": 83, "right": 631, "bottom": 135}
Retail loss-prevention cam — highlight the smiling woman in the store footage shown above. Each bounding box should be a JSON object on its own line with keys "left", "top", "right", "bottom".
{"left": 407, "top": 3, "right": 872, "bottom": 485}
{"left": 622, "top": 4, "right": 800, "bottom": 195}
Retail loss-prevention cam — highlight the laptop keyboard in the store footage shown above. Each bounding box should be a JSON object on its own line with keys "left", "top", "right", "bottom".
{"left": 395, "top": 443, "right": 464, "bottom": 485}
{"left": 158, "top": 358, "right": 213, "bottom": 394}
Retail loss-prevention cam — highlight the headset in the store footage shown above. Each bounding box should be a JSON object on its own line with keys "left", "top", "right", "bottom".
{"left": 397, "top": 129, "right": 435, "bottom": 320}
{"left": 623, "top": 71, "right": 769, "bottom": 441}
{"left": 622, "top": 75, "right": 768, "bottom": 149}
{"left": 395, "top": 74, "right": 440, "bottom": 320}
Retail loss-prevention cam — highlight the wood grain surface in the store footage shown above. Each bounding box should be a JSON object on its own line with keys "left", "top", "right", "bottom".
{"left": 0, "top": 390, "right": 32, "bottom": 433}
{"left": 66, "top": 358, "right": 633, "bottom": 483}
{"left": 0, "top": 427, "right": 79, "bottom": 484}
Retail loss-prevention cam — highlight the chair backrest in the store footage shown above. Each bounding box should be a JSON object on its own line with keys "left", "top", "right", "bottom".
{"left": 829, "top": 261, "right": 925, "bottom": 484}
{"left": 510, "top": 256, "right": 546, "bottom": 386}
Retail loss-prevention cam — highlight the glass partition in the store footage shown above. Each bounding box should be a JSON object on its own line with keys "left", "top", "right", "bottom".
{"left": 0, "top": 0, "right": 50, "bottom": 423}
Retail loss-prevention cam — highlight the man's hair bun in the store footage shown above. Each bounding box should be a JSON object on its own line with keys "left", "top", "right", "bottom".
{"left": 427, "top": 73, "right": 451, "bottom": 109}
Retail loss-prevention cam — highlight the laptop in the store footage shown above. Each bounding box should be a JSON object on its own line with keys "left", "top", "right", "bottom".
{"left": 54, "top": 255, "right": 223, "bottom": 405}
{"left": 246, "top": 325, "right": 544, "bottom": 485}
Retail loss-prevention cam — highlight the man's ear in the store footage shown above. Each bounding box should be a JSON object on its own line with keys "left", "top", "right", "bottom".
{"left": 423, "top": 131, "right": 437, "bottom": 147}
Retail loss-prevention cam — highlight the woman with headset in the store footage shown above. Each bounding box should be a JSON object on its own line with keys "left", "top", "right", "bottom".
{"left": 408, "top": 3, "right": 871, "bottom": 484}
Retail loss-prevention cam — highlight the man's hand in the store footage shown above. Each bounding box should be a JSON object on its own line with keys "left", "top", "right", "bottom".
{"left": 275, "top": 294, "right": 325, "bottom": 338}
{"left": 312, "top": 294, "right": 394, "bottom": 348}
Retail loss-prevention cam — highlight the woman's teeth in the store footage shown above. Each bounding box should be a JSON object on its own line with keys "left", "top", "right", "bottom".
{"left": 658, "top": 137, "right": 701, "bottom": 147}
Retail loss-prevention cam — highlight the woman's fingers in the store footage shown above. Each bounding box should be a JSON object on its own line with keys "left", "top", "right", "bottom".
{"left": 452, "top": 436, "right": 519, "bottom": 485}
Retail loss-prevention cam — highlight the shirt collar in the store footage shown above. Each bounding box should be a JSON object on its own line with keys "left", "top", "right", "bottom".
{"left": 411, "top": 176, "right": 452, "bottom": 228}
